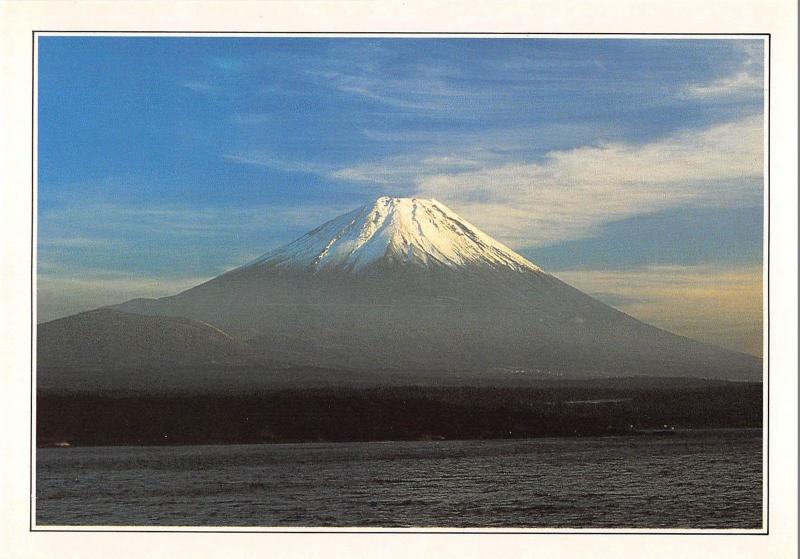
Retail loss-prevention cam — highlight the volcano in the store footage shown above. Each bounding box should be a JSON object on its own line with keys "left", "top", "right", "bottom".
{"left": 49, "top": 195, "right": 758, "bottom": 383}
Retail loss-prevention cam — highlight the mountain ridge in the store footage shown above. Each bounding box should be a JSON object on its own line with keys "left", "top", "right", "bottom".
{"left": 37, "top": 308, "right": 266, "bottom": 371}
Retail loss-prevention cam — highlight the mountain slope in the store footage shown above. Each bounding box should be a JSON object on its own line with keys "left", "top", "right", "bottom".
{"left": 111, "top": 197, "right": 761, "bottom": 381}
{"left": 37, "top": 308, "right": 259, "bottom": 372}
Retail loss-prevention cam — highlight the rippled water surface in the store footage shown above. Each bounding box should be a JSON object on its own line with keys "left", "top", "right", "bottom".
{"left": 36, "top": 429, "right": 762, "bottom": 528}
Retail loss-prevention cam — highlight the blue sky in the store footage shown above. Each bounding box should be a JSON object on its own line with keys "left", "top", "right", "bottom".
{"left": 37, "top": 36, "right": 765, "bottom": 355}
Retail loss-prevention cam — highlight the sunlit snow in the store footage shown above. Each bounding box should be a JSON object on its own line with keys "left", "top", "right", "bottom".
{"left": 246, "top": 197, "right": 542, "bottom": 273}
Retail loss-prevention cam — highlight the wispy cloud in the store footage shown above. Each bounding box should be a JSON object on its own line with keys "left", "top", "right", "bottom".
{"left": 329, "top": 151, "right": 492, "bottom": 187}
{"left": 305, "top": 61, "right": 523, "bottom": 117}
{"left": 329, "top": 115, "right": 763, "bottom": 248}
{"left": 683, "top": 70, "right": 762, "bottom": 99}
{"left": 39, "top": 202, "right": 350, "bottom": 241}
{"left": 681, "top": 41, "right": 764, "bottom": 99}
{"left": 223, "top": 115, "right": 763, "bottom": 250}
{"left": 221, "top": 153, "right": 331, "bottom": 176}
{"left": 230, "top": 112, "right": 272, "bottom": 126}
{"left": 38, "top": 236, "right": 110, "bottom": 249}
{"left": 209, "top": 56, "right": 247, "bottom": 72}
{"left": 180, "top": 80, "right": 218, "bottom": 94}
{"left": 311, "top": 70, "right": 446, "bottom": 111}
{"left": 553, "top": 264, "right": 763, "bottom": 356}
{"left": 223, "top": 147, "right": 496, "bottom": 185}
{"left": 222, "top": 121, "right": 614, "bottom": 184}
{"left": 357, "top": 122, "right": 618, "bottom": 152}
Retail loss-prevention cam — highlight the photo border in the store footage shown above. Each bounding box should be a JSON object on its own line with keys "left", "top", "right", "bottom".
{"left": 28, "top": 30, "right": 771, "bottom": 536}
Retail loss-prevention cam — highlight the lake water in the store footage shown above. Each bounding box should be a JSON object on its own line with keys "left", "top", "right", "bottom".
{"left": 36, "top": 429, "right": 762, "bottom": 529}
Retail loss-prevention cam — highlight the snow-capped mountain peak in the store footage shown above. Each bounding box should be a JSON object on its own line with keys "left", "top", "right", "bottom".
{"left": 245, "top": 196, "right": 542, "bottom": 273}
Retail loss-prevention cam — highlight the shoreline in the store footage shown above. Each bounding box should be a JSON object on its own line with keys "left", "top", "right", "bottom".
{"left": 38, "top": 427, "right": 763, "bottom": 450}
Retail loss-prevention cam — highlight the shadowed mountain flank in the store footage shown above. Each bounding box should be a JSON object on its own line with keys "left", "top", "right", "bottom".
{"left": 37, "top": 308, "right": 260, "bottom": 371}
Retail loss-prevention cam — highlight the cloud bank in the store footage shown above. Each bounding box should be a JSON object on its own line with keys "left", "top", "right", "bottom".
{"left": 329, "top": 115, "right": 763, "bottom": 248}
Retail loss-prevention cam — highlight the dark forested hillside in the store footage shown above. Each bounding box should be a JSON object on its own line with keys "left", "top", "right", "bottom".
{"left": 38, "top": 380, "right": 762, "bottom": 447}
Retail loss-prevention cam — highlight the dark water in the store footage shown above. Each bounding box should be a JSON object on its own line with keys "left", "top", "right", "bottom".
{"left": 36, "top": 429, "right": 762, "bottom": 529}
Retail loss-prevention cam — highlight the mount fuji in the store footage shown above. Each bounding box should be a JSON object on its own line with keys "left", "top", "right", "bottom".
{"left": 40, "top": 197, "right": 761, "bottom": 386}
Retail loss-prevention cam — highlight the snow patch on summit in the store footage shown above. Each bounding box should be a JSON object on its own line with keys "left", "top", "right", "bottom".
{"left": 246, "top": 197, "right": 543, "bottom": 273}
